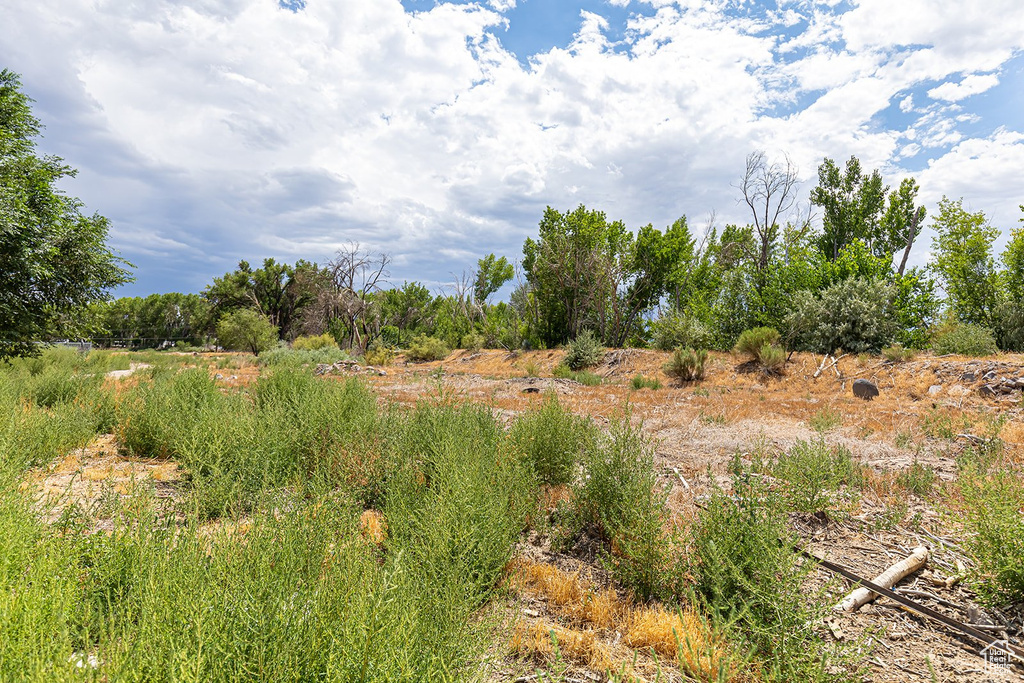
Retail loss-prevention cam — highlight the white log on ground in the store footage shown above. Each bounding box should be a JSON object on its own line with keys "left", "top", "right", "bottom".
{"left": 834, "top": 546, "right": 930, "bottom": 612}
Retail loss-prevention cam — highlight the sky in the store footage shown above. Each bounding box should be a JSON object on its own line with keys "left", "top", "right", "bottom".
{"left": 1, "top": 0, "right": 1022, "bottom": 297}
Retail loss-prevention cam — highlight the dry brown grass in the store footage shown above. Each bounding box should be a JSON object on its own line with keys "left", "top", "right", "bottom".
{"left": 507, "top": 558, "right": 749, "bottom": 682}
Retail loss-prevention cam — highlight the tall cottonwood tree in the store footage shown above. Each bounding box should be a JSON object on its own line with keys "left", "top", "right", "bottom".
{"left": 930, "top": 197, "right": 1001, "bottom": 326}
{"left": 810, "top": 156, "right": 887, "bottom": 260}
{"left": 0, "top": 69, "right": 131, "bottom": 358}
{"left": 522, "top": 205, "right": 690, "bottom": 347}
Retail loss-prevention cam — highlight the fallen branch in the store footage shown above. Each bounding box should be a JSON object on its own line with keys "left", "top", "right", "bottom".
{"left": 835, "top": 546, "right": 929, "bottom": 612}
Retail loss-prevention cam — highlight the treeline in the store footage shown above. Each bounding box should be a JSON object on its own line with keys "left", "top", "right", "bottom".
{"left": 87, "top": 153, "right": 1024, "bottom": 355}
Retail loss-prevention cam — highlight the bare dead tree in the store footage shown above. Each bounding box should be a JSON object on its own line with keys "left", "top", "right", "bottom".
{"left": 739, "top": 151, "right": 800, "bottom": 271}
{"left": 323, "top": 242, "right": 391, "bottom": 350}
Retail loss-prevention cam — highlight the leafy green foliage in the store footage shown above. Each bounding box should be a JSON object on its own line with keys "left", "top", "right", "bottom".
{"left": 931, "top": 322, "right": 998, "bottom": 357}
{"left": 523, "top": 206, "right": 692, "bottom": 346}
{"left": 510, "top": 394, "right": 597, "bottom": 486}
{"left": 663, "top": 347, "right": 707, "bottom": 383}
{"left": 0, "top": 69, "right": 132, "bottom": 360}
{"left": 630, "top": 374, "right": 663, "bottom": 390}
{"left": 651, "top": 311, "right": 712, "bottom": 351}
{"left": 552, "top": 364, "right": 602, "bottom": 385}
{"left": 688, "top": 468, "right": 858, "bottom": 681}
{"left": 882, "top": 343, "right": 916, "bottom": 362}
{"left": 959, "top": 469, "right": 1024, "bottom": 604}
{"left": 215, "top": 309, "right": 279, "bottom": 355}
{"left": 460, "top": 331, "right": 484, "bottom": 352}
{"left": 405, "top": 334, "right": 450, "bottom": 362}
{"left": 930, "top": 197, "right": 1002, "bottom": 327}
{"left": 563, "top": 329, "right": 603, "bottom": 370}
{"left": 810, "top": 156, "right": 889, "bottom": 260}
{"left": 762, "top": 440, "right": 863, "bottom": 514}
{"left": 473, "top": 253, "right": 514, "bottom": 304}
{"left": 786, "top": 277, "right": 897, "bottom": 353}
{"left": 291, "top": 332, "right": 337, "bottom": 350}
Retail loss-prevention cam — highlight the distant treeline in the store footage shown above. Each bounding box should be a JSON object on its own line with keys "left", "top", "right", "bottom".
{"left": 86, "top": 153, "right": 1024, "bottom": 355}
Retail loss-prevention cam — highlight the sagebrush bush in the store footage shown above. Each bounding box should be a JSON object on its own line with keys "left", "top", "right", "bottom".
{"left": 406, "top": 334, "right": 450, "bottom": 362}
{"left": 564, "top": 329, "right": 603, "bottom": 370}
{"left": 510, "top": 394, "right": 597, "bottom": 486}
{"left": 652, "top": 312, "right": 712, "bottom": 351}
{"left": 663, "top": 347, "right": 707, "bottom": 383}
{"left": 785, "top": 278, "right": 897, "bottom": 354}
{"left": 733, "top": 327, "right": 780, "bottom": 362}
{"left": 291, "top": 332, "right": 338, "bottom": 350}
{"left": 931, "top": 323, "right": 999, "bottom": 356}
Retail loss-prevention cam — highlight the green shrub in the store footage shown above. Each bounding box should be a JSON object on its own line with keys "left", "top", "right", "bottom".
{"left": 552, "top": 364, "right": 602, "bottom": 385}
{"left": 510, "top": 394, "right": 597, "bottom": 486}
{"left": 733, "top": 327, "right": 780, "bottom": 362}
{"left": 291, "top": 333, "right": 338, "bottom": 351}
{"left": 809, "top": 407, "right": 843, "bottom": 433}
{"left": 257, "top": 346, "right": 351, "bottom": 368}
{"left": 757, "top": 342, "right": 787, "bottom": 374}
{"left": 460, "top": 331, "right": 485, "bottom": 352}
{"left": 762, "top": 439, "right": 862, "bottom": 514}
{"left": 881, "top": 343, "right": 916, "bottom": 362}
{"left": 959, "top": 470, "right": 1024, "bottom": 604}
{"left": 663, "top": 347, "right": 707, "bottom": 383}
{"left": 687, "top": 471, "right": 856, "bottom": 681}
{"left": 630, "top": 374, "right": 663, "bottom": 390}
{"left": 564, "top": 329, "right": 603, "bottom": 370}
{"left": 651, "top": 312, "right": 712, "bottom": 351}
{"left": 896, "top": 460, "right": 936, "bottom": 497}
{"left": 785, "top": 278, "right": 897, "bottom": 354}
{"left": 406, "top": 334, "right": 450, "bottom": 362}
{"left": 931, "top": 323, "right": 999, "bottom": 357}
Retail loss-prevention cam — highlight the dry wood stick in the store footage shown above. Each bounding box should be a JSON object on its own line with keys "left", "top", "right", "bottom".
{"left": 836, "top": 546, "right": 930, "bottom": 612}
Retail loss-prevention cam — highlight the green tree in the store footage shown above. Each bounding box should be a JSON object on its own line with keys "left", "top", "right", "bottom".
{"left": 810, "top": 156, "right": 887, "bottom": 260}
{"left": 0, "top": 69, "right": 132, "bottom": 359}
{"left": 886, "top": 177, "right": 927, "bottom": 276}
{"left": 473, "top": 253, "right": 514, "bottom": 304}
{"left": 930, "top": 197, "right": 1001, "bottom": 326}
{"left": 215, "top": 309, "right": 278, "bottom": 355}
{"left": 523, "top": 206, "right": 690, "bottom": 347}
{"left": 1001, "top": 207, "right": 1024, "bottom": 302}
{"left": 203, "top": 258, "right": 317, "bottom": 339}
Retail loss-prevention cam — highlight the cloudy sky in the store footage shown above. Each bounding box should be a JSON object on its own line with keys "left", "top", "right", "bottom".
{"left": 2, "top": 0, "right": 1022, "bottom": 297}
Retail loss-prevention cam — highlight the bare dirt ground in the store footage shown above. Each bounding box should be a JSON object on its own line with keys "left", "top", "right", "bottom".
{"left": 26, "top": 348, "right": 1024, "bottom": 681}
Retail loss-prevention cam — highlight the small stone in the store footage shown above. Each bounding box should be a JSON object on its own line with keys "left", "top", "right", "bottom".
{"left": 522, "top": 386, "right": 541, "bottom": 394}
{"left": 215, "top": 373, "right": 224, "bottom": 380}
{"left": 979, "top": 385, "right": 998, "bottom": 398}
{"left": 961, "top": 372, "right": 976, "bottom": 382}
{"left": 377, "top": 370, "right": 387, "bottom": 377}
{"left": 928, "top": 385, "right": 943, "bottom": 396}
{"left": 852, "top": 379, "right": 879, "bottom": 400}
{"left": 983, "top": 370, "right": 997, "bottom": 381}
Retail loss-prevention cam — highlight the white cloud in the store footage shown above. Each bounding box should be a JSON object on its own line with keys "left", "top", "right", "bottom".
{"left": 927, "top": 73, "right": 1001, "bottom": 101}
{"left": 0, "top": 0, "right": 1022, "bottom": 294}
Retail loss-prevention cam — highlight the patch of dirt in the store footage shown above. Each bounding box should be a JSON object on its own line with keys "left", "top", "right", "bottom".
{"left": 26, "top": 434, "right": 182, "bottom": 529}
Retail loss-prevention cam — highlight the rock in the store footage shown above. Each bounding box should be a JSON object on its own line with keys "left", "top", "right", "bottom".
{"left": 377, "top": 370, "right": 387, "bottom": 377}
{"left": 215, "top": 373, "right": 224, "bottom": 380}
{"left": 961, "top": 372, "right": 976, "bottom": 382}
{"left": 314, "top": 364, "right": 331, "bottom": 375}
{"left": 852, "top": 379, "right": 879, "bottom": 400}
{"left": 979, "top": 385, "right": 998, "bottom": 398}
{"left": 928, "top": 385, "right": 943, "bottom": 396}
{"left": 522, "top": 386, "right": 541, "bottom": 394}
{"left": 947, "top": 384, "right": 969, "bottom": 397}
{"left": 983, "top": 370, "right": 998, "bottom": 381}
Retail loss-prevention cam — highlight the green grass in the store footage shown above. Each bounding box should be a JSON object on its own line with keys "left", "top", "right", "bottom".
{"left": 552, "top": 364, "right": 602, "bottom": 386}
{"left": 755, "top": 439, "right": 863, "bottom": 515}
{"left": 630, "top": 374, "right": 663, "bottom": 390}
{"left": 809, "top": 407, "right": 843, "bottom": 433}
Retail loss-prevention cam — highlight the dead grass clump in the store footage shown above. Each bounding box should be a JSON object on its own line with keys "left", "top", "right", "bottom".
{"left": 625, "top": 605, "right": 742, "bottom": 681}
{"left": 358, "top": 509, "right": 387, "bottom": 544}
{"left": 510, "top": 621, "right": 618, "bottom": 672}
